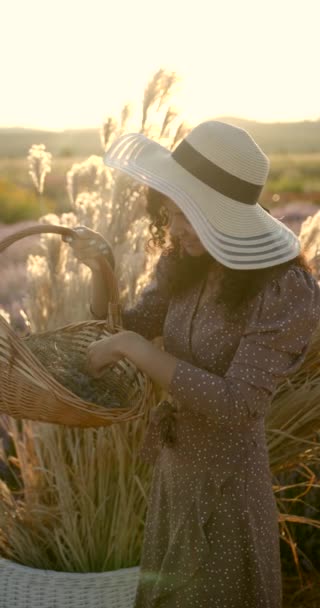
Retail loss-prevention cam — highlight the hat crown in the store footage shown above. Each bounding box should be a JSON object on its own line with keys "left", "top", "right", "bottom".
{"left": 185, "top": 121, "right": 270, "bottom": 186}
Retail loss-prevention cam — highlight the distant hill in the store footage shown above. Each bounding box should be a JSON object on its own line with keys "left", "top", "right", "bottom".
{"left": 216, "top": 117, "right": 320, "bottom": 154}
{"left": 1, "top": 118, "right": 320, "bottom": 157}
{"left": 0, "top": 128, "right": 102, "bottom": 158}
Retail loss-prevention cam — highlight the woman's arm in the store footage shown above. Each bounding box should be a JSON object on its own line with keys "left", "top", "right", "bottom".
{"left": 64, "top": 226, "right": 171, "bottom": 339}
{"left": 86, "top": 328, "right": 278, "bottom": 427}
{"left": 87, "top": 267, "right": 320, "bottom": 429}
{"left": 90, "top": 259, "right": 170, "bottom": 340}
{"left": 86, "top": 330, "right": 178, "bottom": 388}
{"left": 168, "top": 268, "right": 320, "bottom": 427}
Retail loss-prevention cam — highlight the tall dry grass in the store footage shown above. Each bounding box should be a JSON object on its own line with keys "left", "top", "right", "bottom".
{"left": 268, "top": 211, "right": 320, "bottom": 577}
{"left": 0, "top": 419, "right": 151, "bottom": 571}
{"left": 0, "top": 69, "right": 186, "bottom": 571}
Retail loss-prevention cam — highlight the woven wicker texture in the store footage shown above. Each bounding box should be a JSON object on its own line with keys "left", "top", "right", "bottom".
{"left": 0, "top": 224, "right": 153, "bottom": 427}
{"left": 0, "top": 558, "right": 139, "bottom": 608}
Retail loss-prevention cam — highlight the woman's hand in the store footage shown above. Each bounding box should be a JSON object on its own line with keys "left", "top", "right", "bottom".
{"left": 63, "top": 226, "right": 114, "bottom": 272}
{"left": 86, "top": 331, "right": 140, "bottom": 378}
{"left": 86, "top": 330, "right": 179, "bottom": 390}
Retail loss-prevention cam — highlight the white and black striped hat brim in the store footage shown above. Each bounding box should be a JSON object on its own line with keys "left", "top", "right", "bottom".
{"left": 104, "top": 121, "right": 300, "bottom": 269}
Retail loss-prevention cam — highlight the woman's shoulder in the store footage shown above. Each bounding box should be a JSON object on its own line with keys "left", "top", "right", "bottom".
{"left": 266, "top": 264, "right": 320, "bottom": 302}
{"left": 248, "top": 263, "right": 320, "bottom": 331}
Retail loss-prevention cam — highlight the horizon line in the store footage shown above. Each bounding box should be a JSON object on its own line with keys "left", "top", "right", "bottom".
{"left": 1, "top": 115, "right": 320, "bottom": 132}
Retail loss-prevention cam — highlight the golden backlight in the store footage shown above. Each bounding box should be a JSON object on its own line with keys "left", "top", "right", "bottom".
{"left": 1, "top": 0, "right": 320, "bottom": 129}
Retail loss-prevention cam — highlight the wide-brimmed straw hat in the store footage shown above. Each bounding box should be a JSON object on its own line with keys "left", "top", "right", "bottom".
{"left": 103, "top": 120, "right": 300, "bottom": 269}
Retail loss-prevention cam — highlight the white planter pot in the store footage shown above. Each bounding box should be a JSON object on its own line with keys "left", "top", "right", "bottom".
{"left": 0, "top": 558, "right": 140, "bottom": 608}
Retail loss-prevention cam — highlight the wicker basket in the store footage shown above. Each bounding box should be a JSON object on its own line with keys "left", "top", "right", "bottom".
{"left": 0, "top": 224, "right": 153, "bottom": 427}
{"left": 0, "top": 557, "right": 140, "bottom": 608}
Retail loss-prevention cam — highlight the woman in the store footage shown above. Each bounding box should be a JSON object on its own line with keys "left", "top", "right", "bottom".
{"left": 66, "top": 121, "right": 320, "bottom": 607}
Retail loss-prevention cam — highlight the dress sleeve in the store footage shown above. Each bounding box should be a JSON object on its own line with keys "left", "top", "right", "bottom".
{"left": 169, "top": 267, "right": 320, "bottom": 427}
{"left": 121, "top": 253, "right": 171, "bottom": 340}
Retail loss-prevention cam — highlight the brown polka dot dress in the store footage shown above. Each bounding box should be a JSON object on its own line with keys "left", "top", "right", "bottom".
{"left": 122, "top": 255, "right": 320, "bottom": 608}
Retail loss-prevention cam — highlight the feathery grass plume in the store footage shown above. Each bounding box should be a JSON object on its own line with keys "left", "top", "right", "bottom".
{"left": 141, "top": 68, "right": 179, "bottom": 133}
{"left": 73, "top": 191, "right": 101, "bottom": 229}
{"left": 25, "top": 254, "right": 52, "bottom": 331}
{"left": 23, "top": 212, "right": 92, "bottom": 330}
{"left": 117, "top": 216, "right": 160, "bottom": 307}
{"left": 28, "top": 144, "right": 52, "bottom": 217}
{"left": 159, "top": 106, "right": 179, "bottom": 139}
{"left": 170, "top": 121, "right": 191, "bottom": 150}
{"left": 67, "top": 155, "right": 109, "bottom": 205}
{"left": 120, "top": 104, "right": 131, "bottom": 132}
{"left": 65, "top": 154, "right": 149, "bottom": 298}
{"left": 299, "top": 210, "right": 320, "bottom": 280}
{"left": 66, "top": 157, "right": 114, "bottom": 243}
{"left": 100, "top": 117, "right": 118, "bottom": 150}
{"left": 106, "top": 175, "right": 146, "bottom": 248}
{"left": 28, "top": 145, "right": 52, "bottom": 195}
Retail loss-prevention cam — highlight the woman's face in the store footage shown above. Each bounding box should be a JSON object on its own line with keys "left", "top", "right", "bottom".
{"left": 164, "top": 198, "right": 207, "bottom": 257}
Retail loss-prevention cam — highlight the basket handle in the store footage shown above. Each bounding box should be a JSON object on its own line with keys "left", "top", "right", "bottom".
{"left": 0, "top": 224, "right": 121, "bottom": 321}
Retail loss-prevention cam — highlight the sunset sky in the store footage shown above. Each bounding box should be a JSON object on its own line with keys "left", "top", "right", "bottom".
{"left": 2, "top": 0, "right": 320, "bottom": 130}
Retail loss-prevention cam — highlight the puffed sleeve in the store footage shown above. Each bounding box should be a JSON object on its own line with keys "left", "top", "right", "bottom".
{"left": 121, "top": 253, "right": 171, "bottom": 340}
{"left": 169, "top": 267, "right": 320, "bottom": 427}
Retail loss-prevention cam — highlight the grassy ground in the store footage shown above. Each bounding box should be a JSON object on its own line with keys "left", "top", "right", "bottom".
{"left": 0, "top": 156, "right": 84, "bottom": 216}
{"left": 266, "top": 154, "right": 320, "bottom": 201}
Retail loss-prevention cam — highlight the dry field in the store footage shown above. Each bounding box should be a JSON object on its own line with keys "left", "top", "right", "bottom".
{"left": 1, "top": 153, "right": 320, "bottom": 220}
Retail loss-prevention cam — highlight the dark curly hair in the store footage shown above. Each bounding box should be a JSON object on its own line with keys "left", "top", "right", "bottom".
{"left": 145, "top": 187, "right": 311, "bottom": 317}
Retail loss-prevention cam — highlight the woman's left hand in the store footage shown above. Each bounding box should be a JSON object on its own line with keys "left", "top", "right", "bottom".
{"left": 86, "top": 331, "right": 137, "bottom": 378}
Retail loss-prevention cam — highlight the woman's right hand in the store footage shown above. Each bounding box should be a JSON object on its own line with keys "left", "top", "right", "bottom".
{"left": 63, "top": 226, "right": 114, "bottom": 272}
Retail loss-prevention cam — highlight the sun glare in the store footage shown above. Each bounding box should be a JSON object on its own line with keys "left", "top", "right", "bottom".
{"left": 2, "top": 0, "right": 320, "bottom": 129}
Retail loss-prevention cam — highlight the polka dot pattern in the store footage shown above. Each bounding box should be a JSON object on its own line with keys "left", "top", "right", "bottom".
{"left": 122, "top": 258, "right": 320, "bottom": 608}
